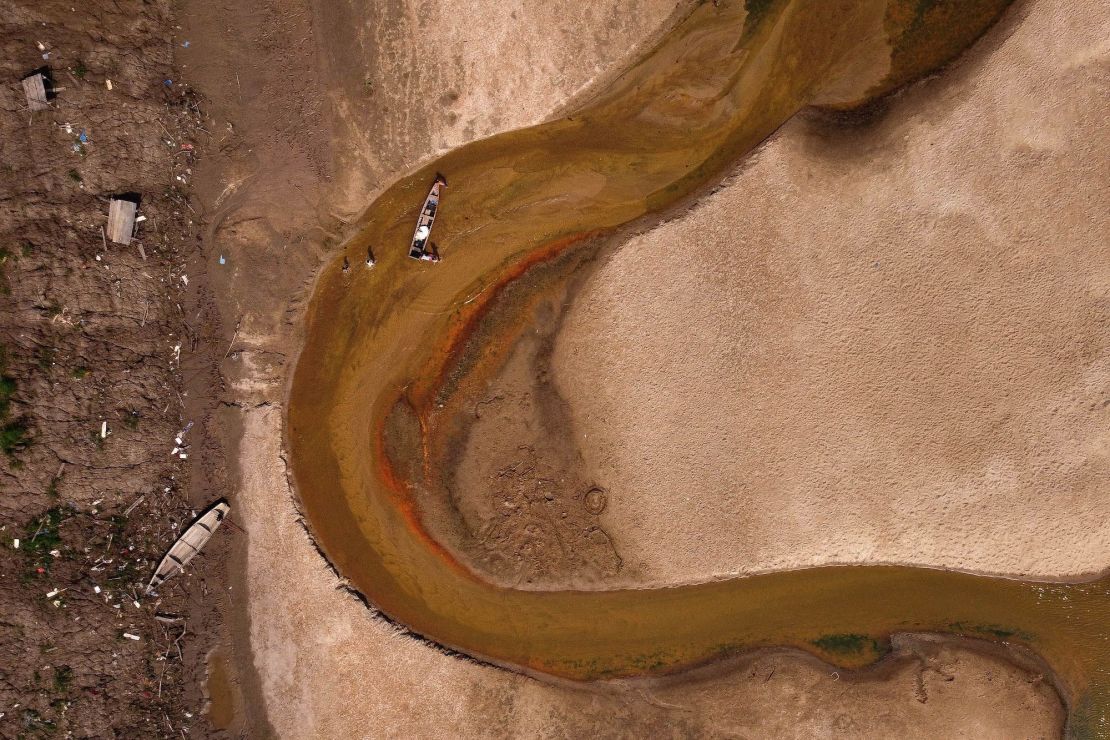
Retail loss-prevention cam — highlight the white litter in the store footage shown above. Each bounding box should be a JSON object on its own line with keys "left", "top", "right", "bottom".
{"left": 12, "top": 539, "right": 19, "bottom": 549}
{"left": 46, "top": 589, "right": 60, "bottom": 598}
{"left": 36, "top": 41, "right": 45, "bottom": 50}
{"left": 94, "top": 585, "right": 101, "bottom": 594}
{"left": 122, "top": 632, "right": 140, "bottom": 641}
{"left": 175, "top": 421, "right": 193, "bottom": 446}
{"left": 106, "top": 79, "right": 113, "bottom": 90}
{"left": 100, "top": 420, "right": 108, "bottom": 439}
{"left": 181, "top": 274, "right": 188, "bottom": 286}
{"left": 135, "top": 215, "right": 147, "bottom": 223}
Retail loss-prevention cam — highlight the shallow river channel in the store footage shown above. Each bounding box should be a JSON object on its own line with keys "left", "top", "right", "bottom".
{"left": 288, "top": 1, "right": 1109, "bottom": 735}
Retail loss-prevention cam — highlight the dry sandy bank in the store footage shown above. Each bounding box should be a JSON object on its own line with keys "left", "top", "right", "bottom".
{"left": 553, "top": 0, "right": 1110, "bottom": 585}
{"left": 178, "top": 0, "right": 1077, "bottom": 735}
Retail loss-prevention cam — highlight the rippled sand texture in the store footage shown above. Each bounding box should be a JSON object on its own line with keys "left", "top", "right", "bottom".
{"left": 288, "top": 0, "right": 1110, "bottom": 735}
{"left": 554, "top": 0, "right": 1110, "bottom": 584}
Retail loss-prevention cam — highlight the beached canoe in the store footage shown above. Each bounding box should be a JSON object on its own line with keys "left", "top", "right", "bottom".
{"left": 409, "top": 173, "right": 446, "bottom": 260}
{"left": 146, "top": 500, "right": 230, "bottom": 593}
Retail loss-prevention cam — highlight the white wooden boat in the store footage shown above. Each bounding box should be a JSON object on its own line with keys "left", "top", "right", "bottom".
{"left": 146, "top": 500, "right": 230, "bottom": 593}
{"left": 409, "top": 173, "right": 446, "bottom": 261}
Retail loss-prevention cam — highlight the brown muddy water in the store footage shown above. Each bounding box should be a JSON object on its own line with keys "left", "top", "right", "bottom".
{"left": 205, "top": 647, "right": 239, "bottom": 731}
{"left": 288, "top": 0, "right": 1109, "bottom": 736}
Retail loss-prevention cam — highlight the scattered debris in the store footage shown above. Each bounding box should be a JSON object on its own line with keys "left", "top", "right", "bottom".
{"left": 146, "top": 500, "right": 231, "bottom": 593}
{"left": 175, "top": 421, "right": 193, "bottom": 446}
{"left": 123, "top": 494, "right": 147, "bottom": 516}
{"left": 122, "top": 633, "right": 140, "bottom": 641}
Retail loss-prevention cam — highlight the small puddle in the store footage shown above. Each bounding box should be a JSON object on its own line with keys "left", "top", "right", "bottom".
{"left": 205, "top": 648, "right": 237, "bottom": 731}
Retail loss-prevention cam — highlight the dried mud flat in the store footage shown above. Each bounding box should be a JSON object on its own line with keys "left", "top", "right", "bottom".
{"left": 551, "top": 0, "right": 1110, "bottom": 587}
{"left": 0, "top": 0, "right": 231, "bottom": 737}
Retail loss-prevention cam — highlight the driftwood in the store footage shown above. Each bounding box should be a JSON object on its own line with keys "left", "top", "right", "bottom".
{"left": 146, "top": 500, "right": 230, "bottom": 593}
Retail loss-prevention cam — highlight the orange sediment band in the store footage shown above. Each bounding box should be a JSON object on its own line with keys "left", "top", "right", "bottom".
{"left": 375, "top": 229, "right": 602, "bottom": 572}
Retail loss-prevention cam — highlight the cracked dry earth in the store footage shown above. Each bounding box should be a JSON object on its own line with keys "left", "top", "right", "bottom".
{"left": 0, "top": 1, "right": 231, "bottom": 737}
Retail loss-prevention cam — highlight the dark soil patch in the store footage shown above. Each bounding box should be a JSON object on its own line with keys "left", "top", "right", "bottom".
{"left": 1, "top": 0, "right": 230, "bottom": 736}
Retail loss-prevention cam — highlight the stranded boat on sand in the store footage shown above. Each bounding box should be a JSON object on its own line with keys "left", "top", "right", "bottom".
{"left": 146, "top": 500, "right": 230, "bottom": 593}
{"left": 409, "top": 173, "right": 447, "bottom": 262}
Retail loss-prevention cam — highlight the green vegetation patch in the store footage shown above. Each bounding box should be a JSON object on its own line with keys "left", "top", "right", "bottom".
{"left": 947, "top": 621, "right": 1034, "bottom": 642}
{"left": 0, "top": 246, "right": 10, "bottom": 295}
{"left": 0, "top": 374, "right": 14, "bottom": 418}
{"left": 811, "top": 633, "right": 887, "bottom": 656}
{"left": 0, "top": 420, "right": 30, "bottom": 457}
{"left": 52, "top": 664, "right": 73, "bottom": 693}
{"left": 0, "top": 347, "right": 31, "bottom": 458}
{"left": 22, "top": 508, "right": 71, "bottom": 576}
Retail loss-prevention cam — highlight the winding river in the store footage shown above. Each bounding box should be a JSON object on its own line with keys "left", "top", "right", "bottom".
{"left": 287, "top": 1, "right": 1109, "bottom": 735}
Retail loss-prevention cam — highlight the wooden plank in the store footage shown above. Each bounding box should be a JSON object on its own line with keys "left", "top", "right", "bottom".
{"left": 22, "top": 74, "right": 48, "bottom": 111}
{"left": 107, "top": 198, "right": 137, "bottom": 245}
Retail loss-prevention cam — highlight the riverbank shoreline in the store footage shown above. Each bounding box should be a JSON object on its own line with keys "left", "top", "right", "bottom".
{"left": 190, "top": 0, "right": 1102, "bottom": 737}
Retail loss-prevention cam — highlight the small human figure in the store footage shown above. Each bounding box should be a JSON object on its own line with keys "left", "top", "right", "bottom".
{"left": 342, "top": 256, "right": 350, "bottom": 273}
{"left": 365, "top": 247, "right": 376, "bottom": 269}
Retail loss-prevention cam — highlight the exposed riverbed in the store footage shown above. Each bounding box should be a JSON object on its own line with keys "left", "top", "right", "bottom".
{"left": 288, "top": 0, "right": 1108, "bottom": 736}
